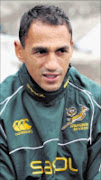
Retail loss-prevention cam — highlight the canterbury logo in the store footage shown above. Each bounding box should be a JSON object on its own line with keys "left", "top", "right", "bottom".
{"left": 13, "top": 119, "right": 32, "bottom": 132}
{"left": 61, "top": 105, "right": 89, "bottom": 130}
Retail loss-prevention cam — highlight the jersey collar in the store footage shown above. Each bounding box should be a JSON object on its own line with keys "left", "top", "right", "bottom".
{"left": 19, "top": 64, "right": 70, "bottom": 104}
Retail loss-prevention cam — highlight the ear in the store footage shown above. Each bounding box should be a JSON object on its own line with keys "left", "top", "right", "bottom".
{"left": 70, "top": 40, "right": 74, "bottom": 57}
{"left": 70, "top": 40, "right": 74, "bottom": 53}
{"left": 14, "top": 40, "right": 25, "bottom": 62}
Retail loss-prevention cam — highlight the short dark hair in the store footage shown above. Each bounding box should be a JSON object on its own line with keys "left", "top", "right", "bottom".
{"left": 19, "top": 5, "right": 72, "bottom": 47}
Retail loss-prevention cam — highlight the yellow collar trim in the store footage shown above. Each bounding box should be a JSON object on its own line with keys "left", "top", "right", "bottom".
{"left": 63, "top": 78, "right": 69, "bottom": 88}
{"left": 27, "top": 84, "right": 45, "bottom": 98}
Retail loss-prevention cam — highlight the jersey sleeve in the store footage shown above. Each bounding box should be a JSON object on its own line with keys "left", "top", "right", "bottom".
{"left": 0, "top": 122, "right": 16, "bottom": 180}
{"left": 85, "top": 100, "right": 101, "bottom": 180}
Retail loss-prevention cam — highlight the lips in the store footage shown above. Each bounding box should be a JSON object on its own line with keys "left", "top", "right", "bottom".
{"left": 43, "top": 74, "right": 58, "bottom": 78}
{"left": 43, "top": 73, "right": 59, "bottom": 82}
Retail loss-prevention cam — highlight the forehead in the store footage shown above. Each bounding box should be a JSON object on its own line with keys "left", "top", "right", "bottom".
{"left": 25, "top": 21, "right": 71, "bottom": 47}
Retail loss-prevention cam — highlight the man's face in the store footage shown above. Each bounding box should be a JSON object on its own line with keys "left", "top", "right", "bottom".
{"left": 16, "top": 21, "right": 74, "bottom": 92}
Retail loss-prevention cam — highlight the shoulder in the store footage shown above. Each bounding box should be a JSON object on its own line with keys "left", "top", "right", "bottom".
{"left": 69, "top": 66, "right": 101, "bottom": 106}
{"left": 0, "top": 71, "right": 23, "bottom": 103}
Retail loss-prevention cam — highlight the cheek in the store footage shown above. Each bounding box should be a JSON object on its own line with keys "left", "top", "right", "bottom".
{"left": 61, "top": 59, "right": 69, "bottom": 71}
{"left": 28, "top": 67, "right": 40, "bottom": 84}
{"left": 25, "top": 57, "right": 39, "bottom": 71}
{"left": 28, "top": 62, "right": 43, "bottom": 82}
{"left": 25, "top": 61, "right": 37, "bottom": 78}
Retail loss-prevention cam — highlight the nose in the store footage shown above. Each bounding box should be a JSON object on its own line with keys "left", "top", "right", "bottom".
{"left": 45, "top": 53, "right": 59, "bottom": 72}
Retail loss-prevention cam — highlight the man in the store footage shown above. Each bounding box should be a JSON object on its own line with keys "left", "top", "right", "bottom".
{"left": 0, "top": 5, "right": 101, "bottom": 180}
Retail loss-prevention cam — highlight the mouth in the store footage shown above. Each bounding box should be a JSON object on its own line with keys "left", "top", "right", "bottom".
{"left": 43, "top": 74, "right": 59, "bottom": 82}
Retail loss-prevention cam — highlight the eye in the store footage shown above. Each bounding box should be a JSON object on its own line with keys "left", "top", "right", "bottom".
{"left": 59, "top": 49, "right": 67, "bottom": 53}
{"left": 32, "top": 47, "right": 48, "bottom": 55}
{"left": 38, "top": 49, "right": 47, "bottom": 54}
{"left": 56, "top": 48, "right": 67, "bottom": 55}
{"left": 35, "top": 48, "right": 48, "bottom": 55}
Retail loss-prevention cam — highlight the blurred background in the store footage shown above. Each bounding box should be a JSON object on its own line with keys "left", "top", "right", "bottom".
{"left": 0, "top": 0, "right": 101, "bottom": 85}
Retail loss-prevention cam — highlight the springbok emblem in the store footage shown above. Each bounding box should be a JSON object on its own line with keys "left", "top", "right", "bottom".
{"left": 61, "top": 105, "right": 89, "bottom": 130}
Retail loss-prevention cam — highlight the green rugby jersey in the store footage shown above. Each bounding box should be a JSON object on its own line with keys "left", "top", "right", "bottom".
{"left": 0, "top": 64, "right": 101, "bottom": 180}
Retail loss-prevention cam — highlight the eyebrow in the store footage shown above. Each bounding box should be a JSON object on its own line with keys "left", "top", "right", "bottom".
{"left": 56, "top": 46, "right": 70, "bottom": 52}
{"left": 31, "top": 45, "right": 70, "bottom": 53}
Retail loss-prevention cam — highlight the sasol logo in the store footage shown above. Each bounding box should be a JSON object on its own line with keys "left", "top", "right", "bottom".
{"left": 30, "top": 157, "right": 78, "bottom": 175}
{"left": 13, "top": 119, "right": 33, "bottom": 136}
